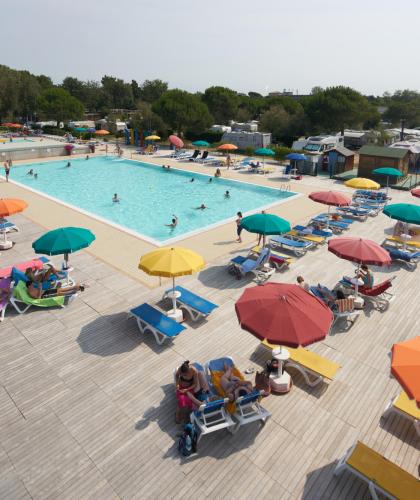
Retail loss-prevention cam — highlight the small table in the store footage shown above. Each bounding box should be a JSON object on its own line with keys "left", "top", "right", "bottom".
{"left": 269, "top": 347, "right": 292, "bottom": 393}
{"left": 349, "top": 277, "right": 364, "bottom": 296}
{"left": 166, "top": 290, "right": 183, "bottom": 323}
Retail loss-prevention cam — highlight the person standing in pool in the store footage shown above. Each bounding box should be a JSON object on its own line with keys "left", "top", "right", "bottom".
{"left": 190, "top": 178, "right": 195, "bottom": 182}
{"left": 66, "top": 162, "right": 71, "bottom": 168}
{"left": 166, "top": 215, "right": 178, "bottom": 228}
{"left": 224, "top": 190, "right": 230, "bottom": 198}
{"left": 112, "top": 193, "right": 120, "bottom": 203}
{"left": 34, "top": 173, "right": 38, "bottom": 179}
{"left": 236, "top": 211, "right": 243, "bottom": 243}
{"left": 27, "top": 169, "right": 34, "bottom": 176}
{"left": 208, "top": 178, "right": 212, "bottom": 183}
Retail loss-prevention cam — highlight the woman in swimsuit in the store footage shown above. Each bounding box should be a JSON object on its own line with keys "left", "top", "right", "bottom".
{"left": 175, "top": 360, "right": 209, "bottom": 423}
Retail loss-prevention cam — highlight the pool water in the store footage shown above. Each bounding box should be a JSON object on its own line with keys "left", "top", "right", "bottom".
{"left": 9, "top": 157, "right": 297, "bottom": 243}
{"left": 0, "top": 138, "right": 34, "bottom": 143}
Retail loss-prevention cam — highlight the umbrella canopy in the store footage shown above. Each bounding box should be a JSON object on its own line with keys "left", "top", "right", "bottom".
{"left": 235, "top": 283, "right": 333, "bottom": 347}
{"left": 383, "top": 203, "right": 420, "bottom": 225}
{"left": 86, "top": 128, "right": 97, "bottom": 133}
{"left": 285, "top": 153, "right": 307, "bottom": 161}
{"left": 240, "top": 213, "right": 290, "bottom": 235}
{"left": 0, "top": 198, "right": 28, "bottom": 218}
{"left": 391, "top": 336, "right": 420, "bottom": 408}
{"left": 411, "top": 188, "right": 420, "bottom": 198}
{"left": 145, "top": 135, "right": 161, "bottom": 141}
{"left": 95, "top": 130, "right": 110, "bottom": 136}
{"left": 192, "top": 140, "right": 210, "bottom": 147}
{"left": 74, "top": 127, "right": 87, "bottom": 132}
{"left": 309, "top": 191, "right": 351, "bottom": 207}
{"left": 254, "top": 148, "right": 275, "bottom": 157}
{"left": 32, "top": 227, "right": 96, "bottom": 256}
{"left": 139, "top": 246, "right": 204, "bottom": 278}
{"left": 328, "top": 237, "right": 391, "bottom": 266}
{"left": 9, "top": 123, "right": 23, "bottom": 128}
{"left": 372, "top": 167, "right": 403, "bottom": 177}
{"left": 169, "top": 135, "right": 184, "bottom": 148}
{"left": 345, "top": 177, "right": 380, "bottom": 190}
{"left": 217, "top": 143, "right": 238, "bottom": 151}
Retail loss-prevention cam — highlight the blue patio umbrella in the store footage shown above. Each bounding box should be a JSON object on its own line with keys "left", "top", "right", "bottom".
{"left": 285, "top": 153, "right": 308, "bottom": 161}
{"left": 373, "top": 167, "right": 403, "bottom": 195}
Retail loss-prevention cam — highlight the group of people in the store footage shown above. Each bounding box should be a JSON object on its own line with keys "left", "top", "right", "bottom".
{"left": 26, "top": 169, "right": 38, "bottom": 179}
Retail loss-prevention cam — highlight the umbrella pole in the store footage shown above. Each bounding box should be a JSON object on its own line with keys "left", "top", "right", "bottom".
{"left": 172, "top": 276, "right": 177, "bottom": 312}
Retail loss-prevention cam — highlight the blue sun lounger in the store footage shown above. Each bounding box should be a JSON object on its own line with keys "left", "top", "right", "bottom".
{"left": 0, "top": 220, "right": 19, "bottom": 233}
{"left": 163, "top": 285, "right": 218, "bottom": 322}
{"left": 294, "top": 225, "right": 333, "bottom": 238}
{"left": 385, "top": 247, "right": 420, "bottom": 270}
{"left": 312, "top": 216, "right": 350, "bottom": 231}
{"left": 129, "top": 303, "right": 186, "bottom": 345}
{"left": 229, "top": 247, "right": 275, "bottom": 283}
{"left": 270, "top": 235, "right": 313, "bottom": 256}
{"left": 319, "top": 213, "right": 355, "bottom": 224}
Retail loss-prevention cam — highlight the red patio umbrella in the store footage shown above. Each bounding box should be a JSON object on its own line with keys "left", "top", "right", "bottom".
{"left": 327, "top": 237, "right": 391, "bottom": 266}
{"left": 411, "top": 187, "right": 420, "bottom": 198}
{"left": 391, "top": 336, "right": 420, "bottom": 409}
{"left": 235, "top": 283, "right": 333, "bottom": 347}
{"left": 169, "top": 135, "right": 184, "bottom": 149}
{"left": 309, "top": 191, "right": 351, "bottom": 207}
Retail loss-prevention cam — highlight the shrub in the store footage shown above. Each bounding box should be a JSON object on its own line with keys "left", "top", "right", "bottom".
{"left": 245, "top": 146, "right": 255, "bottom": 157}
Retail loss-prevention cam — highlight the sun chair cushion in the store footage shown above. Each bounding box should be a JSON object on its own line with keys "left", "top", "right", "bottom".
{"left": 294, "top": 225, "right": 332, "bottom": 238}
{"left": 251, "top": 246, "right": 292, "bottom": 264}
{"left": 208, "top": 358, "right": 244, "bottom": 414}
{"left": 313, "top": 217, "right": 349, "bottom": 229}
{"left": 0, "top": 257, "right": 49, "bottom": 280}
{"left": 346, "top": 441, "right": 420, "bottom": 500}
{"left": 13, "top": 281, "right": 65, "bottom": 308}
{"left": 335, "top": 298, "right": 355, "bottom": 313}
{"left": 130, "top": 303, "right": 186, "bottom": 338}
{"left": 170, "top": 286, "right": 218, "bottom": 315}
{"left": 289, "top": 230, "right": 324, "bottom": 244}
{"left": 359, "top": 280, "right": 392, "bottom": 296}
{"left": 0, "top": 277, "right": 11, "bottom": 310}
{"left": 387, "top": 236, "right": 420, "bottom": 248}
{"left": 231, "top": 255, "right": 246, "bottom": 265}
{"left": 394, "top": 391, "right": 420, "bottom": 419}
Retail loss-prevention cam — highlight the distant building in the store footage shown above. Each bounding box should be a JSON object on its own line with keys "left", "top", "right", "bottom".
{"left": 358, "top": 145, "right": 409, "bottom": 183}
{"left": 327, "top": 146, "right": 355, "bottom": 176}
{"left": 268, "top": 90, "right": 309, "bottom": 100}
{"left": 68, "top": 120, "right": 95, "bottom": 128}
{"left": 210, "top": 125, "right": 231, "bottom": 133}
{"left": 343, "top": 130, "right": 370, "bottom": 150}
{"left": 292, "top": 135, "right": 344, "bottom": 153}
{"left": 231, "top": 121, "right": 259, "bottom": 132}
{"left": 221, "top": 131, "right": 271, "bottom": 149}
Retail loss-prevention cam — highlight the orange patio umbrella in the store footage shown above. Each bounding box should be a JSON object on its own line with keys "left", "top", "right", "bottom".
{"left": 217, "top": 143, "right": 238, "bottom": 151}
{"left": 95, "top": 130, "right": 110, "bottom": 136}
{"left": 9, "top": 123, "right": 23, "bottom": 128}
{"left": 391, "top": 336, "right": 420, "bottom": 408}
{"left": 0, "top": 198, "right": 28, "bottom": 218}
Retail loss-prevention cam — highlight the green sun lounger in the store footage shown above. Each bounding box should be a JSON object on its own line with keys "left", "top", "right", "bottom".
{"left": 10, "top": 281, "right": 65, "bottom": 314}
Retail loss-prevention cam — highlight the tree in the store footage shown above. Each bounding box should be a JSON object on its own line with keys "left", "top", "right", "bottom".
{"left": 131, "top": 79, "right": 141, "bottom": 100}
{"left": 383, "top": 90, "right": 420, "bottom": 127}
{"left": 131, "top": 101, "right": 167, "bottom": 136}
{"left": 153, "top": 89, "right": 213, "bottom": 134}
{"left": 138, "top": 79, "right": 168, "bottom": 103}
{"left": 202, "top": 86, "right": 239, "bottom": 124}
{"left": 101, "top": 75, "right": 134, "bottom": 109}
{"left": 36, "top": 74, "right": 53, "bottom": 90}
{"left": 37, "top": 88, "right": 84, "bottom": 124}
{"left": 260, "top": 106, "right": 291, "bottom": 141}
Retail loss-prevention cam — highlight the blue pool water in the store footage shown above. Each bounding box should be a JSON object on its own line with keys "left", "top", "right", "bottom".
{"left": 0, "top": 138, "right": 34, "bottom": 143}
{"left": 9, "top": 157, "right": 296, "bottom": 243}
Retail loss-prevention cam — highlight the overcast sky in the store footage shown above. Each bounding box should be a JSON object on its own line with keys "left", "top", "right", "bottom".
{"left": 1, "top": 0, "right": 419, "bottom": 96}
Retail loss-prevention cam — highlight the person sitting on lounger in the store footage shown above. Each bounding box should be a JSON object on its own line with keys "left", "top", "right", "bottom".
{"left": 357, "top": 264, "right": 374, "bottom": 288}
{"left": 175, "top": 360, "right": 210, "bottom": 423}
{"left": 220, "top": 363, "right": 253, "bottom": 401}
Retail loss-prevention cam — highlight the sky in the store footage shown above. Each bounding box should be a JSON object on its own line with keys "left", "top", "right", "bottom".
{"left": 1, "top": 0, "right": 419, "bottom": 96}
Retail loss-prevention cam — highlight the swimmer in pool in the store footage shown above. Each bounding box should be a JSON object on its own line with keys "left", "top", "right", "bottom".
{"left": 112, "top": 193, "right": 120, "bottom": 203}
{"left": 208, "top": 178, "right": 212, "bottom": 183}
{"left": 27, "top": 169, "right": 34, "bottom": 175}
{"left": 66, "top": 162, "right": 71, "bottom": 167}
{"left": 34, "top": 173, "right": 38, "bottom": 179}
{"left": 165, "top": 215, "right": 178, "bottom": 228}
{"left": 190, "top": 178, "right": 195, "bottom": 182}
{"left": 196, "top": 203, "right": 207, "bottom": 210}
{"left": 225, "top": 190, "right": 230, "bottom": 198}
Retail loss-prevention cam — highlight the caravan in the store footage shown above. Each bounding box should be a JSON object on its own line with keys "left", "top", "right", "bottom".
{"left": 292, "top": 135, "right": 344, "bottom": 175}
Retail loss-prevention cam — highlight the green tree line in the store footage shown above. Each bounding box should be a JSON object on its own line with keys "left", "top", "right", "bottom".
{"left": 1, "top": 64, "right": 419, "bottom": 145}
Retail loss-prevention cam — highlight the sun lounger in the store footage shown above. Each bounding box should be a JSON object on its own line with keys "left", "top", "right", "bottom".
{"left": 354, "top": 189, "right": 389, "bottom": 200}
{"left": 0, "top": 277, "right": 12, "bottom": 321}
{"left": 206, "top": 357, "right": 270, "bottom": 431}
{"left": 129, "top": 303, "right": 186, "bottom": 345}
{"left": 382, "top": 391, "right": 420, "bottom": 437}
{"left": 319, "top": 213, "right": 355, "bottom": 224}
{"left": 336, "top": 206, "right": 370, "bottom": 221}
{"left": 10, "top": 281, "right": 65, "bottom": 314}
{"left": 261, "top": 339, "right": 341, "bottom": 387}
{"left": 195, "top": 151, "right": 209, "bottom": 162}
{"left": 229, "top": 247, "right": 275, "bottom": 283}
{"left": 270, "top": 234, "right": 313, "bottom": 256}
{"left": 288, "top": 229, "right": 326, "bottom": 245}
{"left": 294, "top": 225, "right": 333, "bottom": 238}
{"left": 0, "top": 219, "right": 20, "bottom": 233}
{"left": 251, "top": 245, "right": 293, "bottom": 271}
{"left": 334, "top": 441, "right": 420, "bottom": 500}
{"left": 163, "top": 286, "right": 218, "bottom": 322}
{"left": 383, "top": 236, "right": 420, "bottom": 249}
{"left": 358, "top": 278, "right": 396, "bottom": 310}
{"left": 183, "top": 149, "right": 200, "bottom": 161}
{"left": 310, "top": 286, "right": 361, "bottom": 329}
{"left": 384, "top": 246, "right": 420, "bottom": 269}
{"left": 312, "top": 216, "right": 350, "bottom": 232}
{"left": 0, "top": 256, "right": 50, "bottom": 279}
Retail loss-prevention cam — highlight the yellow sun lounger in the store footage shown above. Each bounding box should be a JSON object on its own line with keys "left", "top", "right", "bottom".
{"left": 382, "top": 391, "right": 420, "bottom": 437}
{"left": 261, "top": 340, "right": 341, "bottom": 387}
{"left": 383, "top": 236, "right": 420, "bottom": 249}
{"left": 334, "top": 441, "right": 420, "bottom": 500}
{"left": 288, "top": 230, "right": 326, "bottom": 245}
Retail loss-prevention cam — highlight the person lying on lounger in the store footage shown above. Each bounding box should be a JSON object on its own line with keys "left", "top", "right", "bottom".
{"left": 175, "top": 360, "right": 210, "bottom": 423}
{"left": 220, "top": 363, "right": 253, "bottom": 401}
{"left": 25, "top": 271, "right": 87, "bottom": 299}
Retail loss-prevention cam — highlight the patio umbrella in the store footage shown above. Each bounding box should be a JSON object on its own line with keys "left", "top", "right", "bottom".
{"left": 240, "top": 213, "right": 290, "bottom": 245}
{"left": 373, "top": 167, "right": 403, "bottom": 195}
{"left": 32, "top": 227, "right": 96, "bottom": 271}
{"left": 217, "top": 144, "right": 238, "bottom": 151}
{"left": 169, "top": 135, "right": 184, "bottom": 149}
{"left": 309, "top": 191, "right": 351, "bottom": 228}
{"left": 254, "top": 147, "right": 275, "bottom": 172}
{"left": 285, "top": 153, "right": 307, "bottom": 161}
{"left": 74, "top": 127, "right": 87, "bottom": 132}
{"left": 391, "top": 336, "right": 420, "bottom": 409}
{"left": 345, "top": 177, "right": 380, "bottom": 190}
{"left": 145, "top": 135, "right": 161, "bottom": 141}
{"left": 235, "top": 283, "right": 333, "bottom": 347}
{"left": 192, "top": 140, "right": 210, "bottom": 148}
{"left": 0, "top": 198, "right": 28, "bottom": 249}
{"left": 411, "top": 187, "right": 420, "bottom": 198}
{"left": 383, "top": 203, "right": 420, "bottom": 226}
{"left": 139, "top": 247, "right": 205, "bottom": 315}
{"left": 95, "top": 130, "right": 110, "bottom": 136}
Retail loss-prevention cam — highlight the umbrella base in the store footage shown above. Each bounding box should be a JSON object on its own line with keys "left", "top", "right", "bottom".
{"left": 167, "top": 308, "right": 183, "bottom": 323}
{"left": 0, "top": 240, "right": 13, "bottom": 250}
{"left": 269, "top": 371, "right": 292, "bottom": 394}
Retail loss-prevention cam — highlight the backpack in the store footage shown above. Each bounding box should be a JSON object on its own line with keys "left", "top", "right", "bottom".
{"left": 178, "top": 423, "right": 198, "bottom": 457}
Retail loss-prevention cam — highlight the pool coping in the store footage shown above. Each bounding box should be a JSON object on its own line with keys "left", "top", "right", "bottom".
{"left": 2, "top": 156, "right": 302, "bottom": 247}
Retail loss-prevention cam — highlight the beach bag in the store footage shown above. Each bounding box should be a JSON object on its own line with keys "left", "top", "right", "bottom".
{"left": 178, "top": 423, "right": 197, "bottom": 457}
{"left": 255, "top": 370, "right": 270, "bottom": 395}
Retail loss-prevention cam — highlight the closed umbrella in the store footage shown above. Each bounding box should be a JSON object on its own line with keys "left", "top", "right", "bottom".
{"left": 391, "top": 336, "right": 420, "bottom": 409}
{"left": 373, "top": 167, "right": 403, "bottom": 196}
{"left": 240, "top": 213, "right": 290, "bottom": 245}
{"left": 169, "top": 135, "right": 184, "bottom": 149}
{"left": 345, "top": 177, "right": 380, "bottom": 190}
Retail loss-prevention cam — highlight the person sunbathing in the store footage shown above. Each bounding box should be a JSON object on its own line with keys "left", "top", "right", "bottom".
{"left": 26, "top": 273, "right": 87, "bottom": 299}
{"left": 220, "top": 363, "right": 253, "bottom": 401}
{"left": 175, "top": 361, "right": 210, "bottom": 423}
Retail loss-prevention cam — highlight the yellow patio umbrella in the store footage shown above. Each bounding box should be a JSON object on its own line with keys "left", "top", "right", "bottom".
{"left": 145, "top": 135, "right": 161, "bottom": 141}
{"left": 139, "top": 246, "right": 205, "bottom": 317}
{"left": 344, "top": 177, "right": 380, "bottom": 190}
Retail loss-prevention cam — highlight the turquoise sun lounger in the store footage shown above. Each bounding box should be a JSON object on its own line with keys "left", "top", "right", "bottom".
{"left": 129, "top": 303, "right": 186, "bottom": 345}
{"left": 270, "top": 235, "right": 313, "bottom": 256}
{"left": 163, "top": 285, "right": 218, "bottom": 322}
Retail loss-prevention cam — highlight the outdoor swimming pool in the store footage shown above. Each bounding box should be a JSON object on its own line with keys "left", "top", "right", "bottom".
{"left": 9, "top": 157, "right": 297, "bottom": 243}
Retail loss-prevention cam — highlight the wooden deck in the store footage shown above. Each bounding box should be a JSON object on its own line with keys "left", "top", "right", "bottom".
{"left": 0, "top": 185, "right": 419, "bottom": 499}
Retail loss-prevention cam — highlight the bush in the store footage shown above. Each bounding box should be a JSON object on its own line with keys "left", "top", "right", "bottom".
{"left": 272, "top": 145, "right": 305, "bottom": 161}
{"left": 42, "top": 126, "right": 67, "bottom": 136}
{"left": 184, "top": 130, "right": 223, "bottom": 144}
{"left": 244, "top": 146, "right": 255, "bottom": 156}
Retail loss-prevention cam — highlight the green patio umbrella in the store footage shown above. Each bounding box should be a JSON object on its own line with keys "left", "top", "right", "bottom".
{"left": 373, "top": 167, "right": 403, "bottom": 196}
{"left": 241, "top": 213, "right": 291, "bottom": 245}
{"left": 192, "top": 140, "right": 210, "bottom": 147}
{"left": 32, "top": 227, "right": 96, "bottom": 270}
{"left": 254, "top": 148, "right": 275, "bottom": 173}
{"left": 383, "top": 203, "right": 420, "bottom": 249}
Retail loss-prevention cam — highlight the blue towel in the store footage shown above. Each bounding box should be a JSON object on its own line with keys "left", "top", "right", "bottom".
{"left": 208, "top": 357, "right": 234, "bottom": 372}
{"left": 130, "top": 303, "right": 185, "bottom": 337}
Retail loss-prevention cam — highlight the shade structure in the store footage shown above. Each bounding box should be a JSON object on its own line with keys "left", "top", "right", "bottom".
{"left": 328, "top": 237, "right": 391, "bottom": 266}
{"left": 217, "top": 143, "right": 238, "bottom": 151}
{"left": 309, "top": 191, "right": 351, "bottom": 207}
{"left": 254, "top": 147, "right": 275, "bottom": 157}
{"left": 240, "top": 213, "right": 290, "bottom": 236}
{"left": 373, "top": 167, "right": 403, "bottom": 177}
{"left": 285, "top": 153, "right": 307, "bottom": 161}
{"left": 145, "top": 135, "right": 161, "bottom": 141}
{"left": 95, "top": 130, "right": 110, "bottom": 136}
{"left": 345, "top": 177, "right": 380, "bottom": 190}
{"left": 0, "top": 198, "right": 28, "bottom": 217}
{"left": 139, "top": 247, "right": 205, "bottom": 313}
{"left": 411, "top": 187, "right": 420, "bottom": 198}
{"left": 391, "top": 336, "right": 420, "bottom": 408}
{"left": 383, "top": 203, "right": 420, "bottom": 225}
{"left": 192, "top": 140, "right": 210, "bottom": 147}
{"left": 169, "top": 135, "right": 184, "bottom": 148}
{"left": 235, "top": 283, "right": 333, "bottom": 347}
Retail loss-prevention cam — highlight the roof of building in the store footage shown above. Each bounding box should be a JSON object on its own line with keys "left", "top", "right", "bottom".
{"left": 328, "top": 145, "right": 355, "bottom": 157}
{"left": 358, "top": 145, "right": 409, "bottom": 159}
